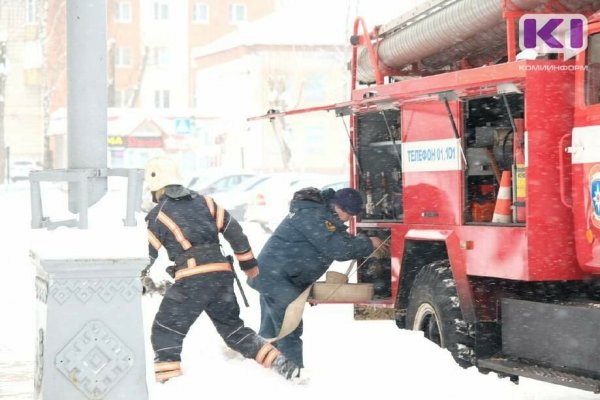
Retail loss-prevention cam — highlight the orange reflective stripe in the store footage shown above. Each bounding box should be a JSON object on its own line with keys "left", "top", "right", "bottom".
{"left": 204, "top": 196, "right": 216, "bottom": 218}
{"left": 174, "top": 262, "right": 232, "bottom": 280}
{"left": 148, "top": 230, "right": 162, "bottom": 250}
{"left": 156, "top": 369, "right": 182, "bottom": 382}
{"left": 235, "top": 250, "right": 254, "bottom": 262}
{"left": 187, "top": 258, "right": 196, "bottom": 268}
{"left": 155, "top": 361, "right": 182, "bottom": 383}
{"left": 158, "top": 211, "right": 192, "bottom": 250}
{"left": 255, "top": 343, "right": 272, "bottom": 364}
{"left": 256, "top": 343, "right": 280, "bottom": 367}
{"left": 263, "top": 347, "right": 280, "bottom": 368}
{"left": 155, "top": 361, "right": 181, "bottom": 372}
{"left": 216, "top": 206, "right": 225, "bottom": 232}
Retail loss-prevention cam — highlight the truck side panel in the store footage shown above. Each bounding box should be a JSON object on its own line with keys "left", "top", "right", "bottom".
{"left": 402, "top": 101, "right": 463, "bottom": 226}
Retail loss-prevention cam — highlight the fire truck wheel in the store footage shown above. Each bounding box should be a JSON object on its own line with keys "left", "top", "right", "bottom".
{"left": 406, "top": 259, "right": 473, "bottom": 368}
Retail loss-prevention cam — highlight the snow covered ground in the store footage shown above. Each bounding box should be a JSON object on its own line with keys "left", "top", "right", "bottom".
{"left": 0, "top": 182, "right": 598, "bottom": 400}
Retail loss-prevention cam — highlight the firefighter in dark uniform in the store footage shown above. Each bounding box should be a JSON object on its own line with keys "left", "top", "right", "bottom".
{"left": 143, "top": 156, "right": 299, "bottom": 382}
{"left": 247, "top": 187, "right": 383, "bottom": 371}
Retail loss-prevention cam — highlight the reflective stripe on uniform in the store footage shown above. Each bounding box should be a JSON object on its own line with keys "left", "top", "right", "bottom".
{"left": 156, "top": 370, "right": 182, "bottom": 382}
{"left": 255, "top": 343, "right": 281, "bottom": 368}
{"left": 174, "top": 262, "right": 232, "bottom": 280}
{"left": 148, "top": 229, "right": 162, "bottom": 250}
{"left": 235, "top": 250, "right": 254, "bottom": 262}
{"left": 158, "top": 211, "right": 192, "bottom": 250}
{"left": 155, "top": 361, "right": 182, "bottom": 383}
{"left": 155, "top": 361, "right": 181, "bottom": 372}
{"left": 216, "top": 206, "right": 225, "bottom": 232}
{"left": 204, "top": 196, "right": 216, "bottom": 218}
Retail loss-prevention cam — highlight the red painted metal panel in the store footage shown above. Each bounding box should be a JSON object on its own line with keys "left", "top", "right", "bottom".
{"left": 389, "top": 225, "right": 407, "bottom": 306}
{"left": 402, "top": 101, "right": 463, "bottom": 225}
{"left": 402, "top": 100, "right": 459, "bottom": 142}
{"left": 571, "top": 156, "right": 600, "bottom": 271}
{"left": 403, "top": 172, "right": 462, "bottom": 225}
{"left": 460, "top": 225, "right": 529, "bottom": 279}
{"left": 352, "top": 61, "right": 527, "bottom": 103}
{"left": 572, "top": 23, "right": 600, "bottom": 272}
{"left": 524, "top": 67, "right": 583, "bottom": 280}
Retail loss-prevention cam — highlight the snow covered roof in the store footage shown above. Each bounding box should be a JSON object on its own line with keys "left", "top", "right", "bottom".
{"left": 192, "top": 2, "right": 350, "bottom": 59}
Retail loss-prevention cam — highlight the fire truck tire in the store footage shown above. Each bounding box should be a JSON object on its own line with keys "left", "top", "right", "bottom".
{"left": 406, "top": 259, "right": 473, "bottom": 368}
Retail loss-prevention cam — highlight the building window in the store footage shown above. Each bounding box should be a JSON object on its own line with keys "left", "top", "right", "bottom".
{"left": 115, "top": 47, "right": 132, "bottom": 67}
{"left": 154, "top": 90, "right": 170, "bottom": 108}
{"left": 26, "top": 0, "right": 37, "bottom": 24}
{"left": 229, "top": 3, "right": 246, "bottom": 24}
{"left": 149, "top": 46, "right": 171, "bottom": 66}
{"left": 153, "top": 1, "right": 169, "bottom": 20}
{"left": 115, "top": 89, "right": 134, "bottom": 107}
{"left": 192, "top": 3, "right": 209, "bottom": 23}
{"left": 115, "top": 2, "right": 132, "bottom": 23}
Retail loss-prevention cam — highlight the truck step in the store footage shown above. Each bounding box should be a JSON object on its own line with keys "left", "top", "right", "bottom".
{"left": 477, "top": 357, "right": 600, "bottom": 393}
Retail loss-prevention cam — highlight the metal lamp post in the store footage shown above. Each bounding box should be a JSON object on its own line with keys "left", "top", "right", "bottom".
{"left": 29, "top": 2, "right": 149, "bottom": 398}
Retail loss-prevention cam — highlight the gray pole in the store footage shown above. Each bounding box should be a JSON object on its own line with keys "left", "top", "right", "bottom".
{"left": 67, "top": 0, "right": 107, "bottom": 212}
{"left": 30, "top": 3, "right": 149, "bottom": 395}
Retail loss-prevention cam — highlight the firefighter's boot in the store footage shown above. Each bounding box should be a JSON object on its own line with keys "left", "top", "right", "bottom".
{"left": 271, "top": 354, "right": 300, "bottom": 380}
{"left": 255, "top": 341, "right": 299, "bottom": 379}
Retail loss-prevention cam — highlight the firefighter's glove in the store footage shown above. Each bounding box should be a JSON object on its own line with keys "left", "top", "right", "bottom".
{"left": 369, "top": 237, "right": 390, "bottom": 259}
{"left": 141, "top": 276, "right": 155, "bottom": 295}
{"left": 142, "top": 276, "right": 172, "bottom": 296}
{"left": 141, "top": 264, "right": 151, "bottom": 278}
{"left": 140, "top": 265, "right": 152, "bottom": 295}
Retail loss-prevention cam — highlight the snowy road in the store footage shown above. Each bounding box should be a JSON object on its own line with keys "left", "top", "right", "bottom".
{"left": 0, "top": 183, "right": 597, "bottom": 400}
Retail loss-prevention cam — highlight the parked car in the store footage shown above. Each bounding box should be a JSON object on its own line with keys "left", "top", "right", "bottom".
{"left": 321, "top": 179, "right": 350, "bottom": 192}
{"left": 9, "top": 159, "right": 42, "bottom": 182}
{"left": 244, "top": 173, "right": 347, "bottom": 232}
{"left": 187, "top": 170, "right": 256, "bottom": 195}
{"left": 210, "top": 174, "right": 272, "bottom": 221}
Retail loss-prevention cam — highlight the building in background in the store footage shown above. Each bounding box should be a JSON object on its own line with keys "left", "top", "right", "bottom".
{"left": 0, "top": 0, "right": 421, "bottom": 176}
{"left": 0, "top": 0, "right": 45, "bottom": 182}
{"left": 1, "top": 0, "right": 277, "bottom": 173}
{"left": 192, "top": 2, "right": 354, "bottom": 174}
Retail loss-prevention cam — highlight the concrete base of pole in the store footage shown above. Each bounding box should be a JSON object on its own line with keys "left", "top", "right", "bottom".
{"left": 32, "top": 254, "right": 148, "bottom": 399}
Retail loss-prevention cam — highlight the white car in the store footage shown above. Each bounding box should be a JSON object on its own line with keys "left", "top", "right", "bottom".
{"left": 9, "top": 159, "right": 42, "bottom": 182}
{"left": 244, "top": 173, "right": 348, "bottom": 232}
{"left": 210, "top": 174, "right": 272, "bottom": 221}
{"left": 187, "top": 170, "right": 256, "bottom": 195}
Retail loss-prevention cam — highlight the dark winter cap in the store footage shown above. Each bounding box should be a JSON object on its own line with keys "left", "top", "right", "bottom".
{"left": 333, "top": 188, "right": 363, "bottom": 215}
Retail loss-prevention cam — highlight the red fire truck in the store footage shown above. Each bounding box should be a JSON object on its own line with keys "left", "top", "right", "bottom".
{"left": 252, "top": 0, "right": 600, "bottom": 391}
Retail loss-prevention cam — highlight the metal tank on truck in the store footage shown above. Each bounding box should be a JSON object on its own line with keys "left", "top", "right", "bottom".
{"left": 250, "top": 0, "right": 600, "bottom": 391}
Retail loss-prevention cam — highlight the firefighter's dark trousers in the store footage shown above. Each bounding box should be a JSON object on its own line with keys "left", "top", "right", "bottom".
{"left": 258, "top": 294, "right": 304, "bottom": 368}
{"left": 151, "top": 272, "right": 264, "bottom": 363}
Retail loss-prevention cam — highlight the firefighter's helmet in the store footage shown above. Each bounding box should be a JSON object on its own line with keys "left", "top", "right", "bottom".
{"left": 144, "top": 156, "right": 183, "bottom": 191}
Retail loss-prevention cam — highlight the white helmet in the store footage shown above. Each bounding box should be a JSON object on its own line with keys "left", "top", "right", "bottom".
{"left": 144, "top": 156, "right": 183, "bottom": 191}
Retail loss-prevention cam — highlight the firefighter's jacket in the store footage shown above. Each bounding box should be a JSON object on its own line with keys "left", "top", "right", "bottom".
{"left": 248, "top": 188, "right": 373, "bottom": 304}
{"left": 146, "top": 185, "right": 257, "bottom": 279}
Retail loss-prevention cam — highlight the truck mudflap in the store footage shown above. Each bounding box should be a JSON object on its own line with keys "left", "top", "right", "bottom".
{"left": 477, "top": 358, "right": 600, "bottom": 393}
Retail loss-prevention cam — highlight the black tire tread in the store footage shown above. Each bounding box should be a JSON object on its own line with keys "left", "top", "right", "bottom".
{"left": 406, "top": 259, "right": 473, "bottom": 368}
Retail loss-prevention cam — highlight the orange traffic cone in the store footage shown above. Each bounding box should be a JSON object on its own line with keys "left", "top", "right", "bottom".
{"left": 492, "top": 171, "right": 513, "bottom": 223}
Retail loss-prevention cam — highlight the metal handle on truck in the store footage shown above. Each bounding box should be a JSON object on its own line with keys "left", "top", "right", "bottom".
{"left": 558, "top": 134, "right": 572, "bottom": 209}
